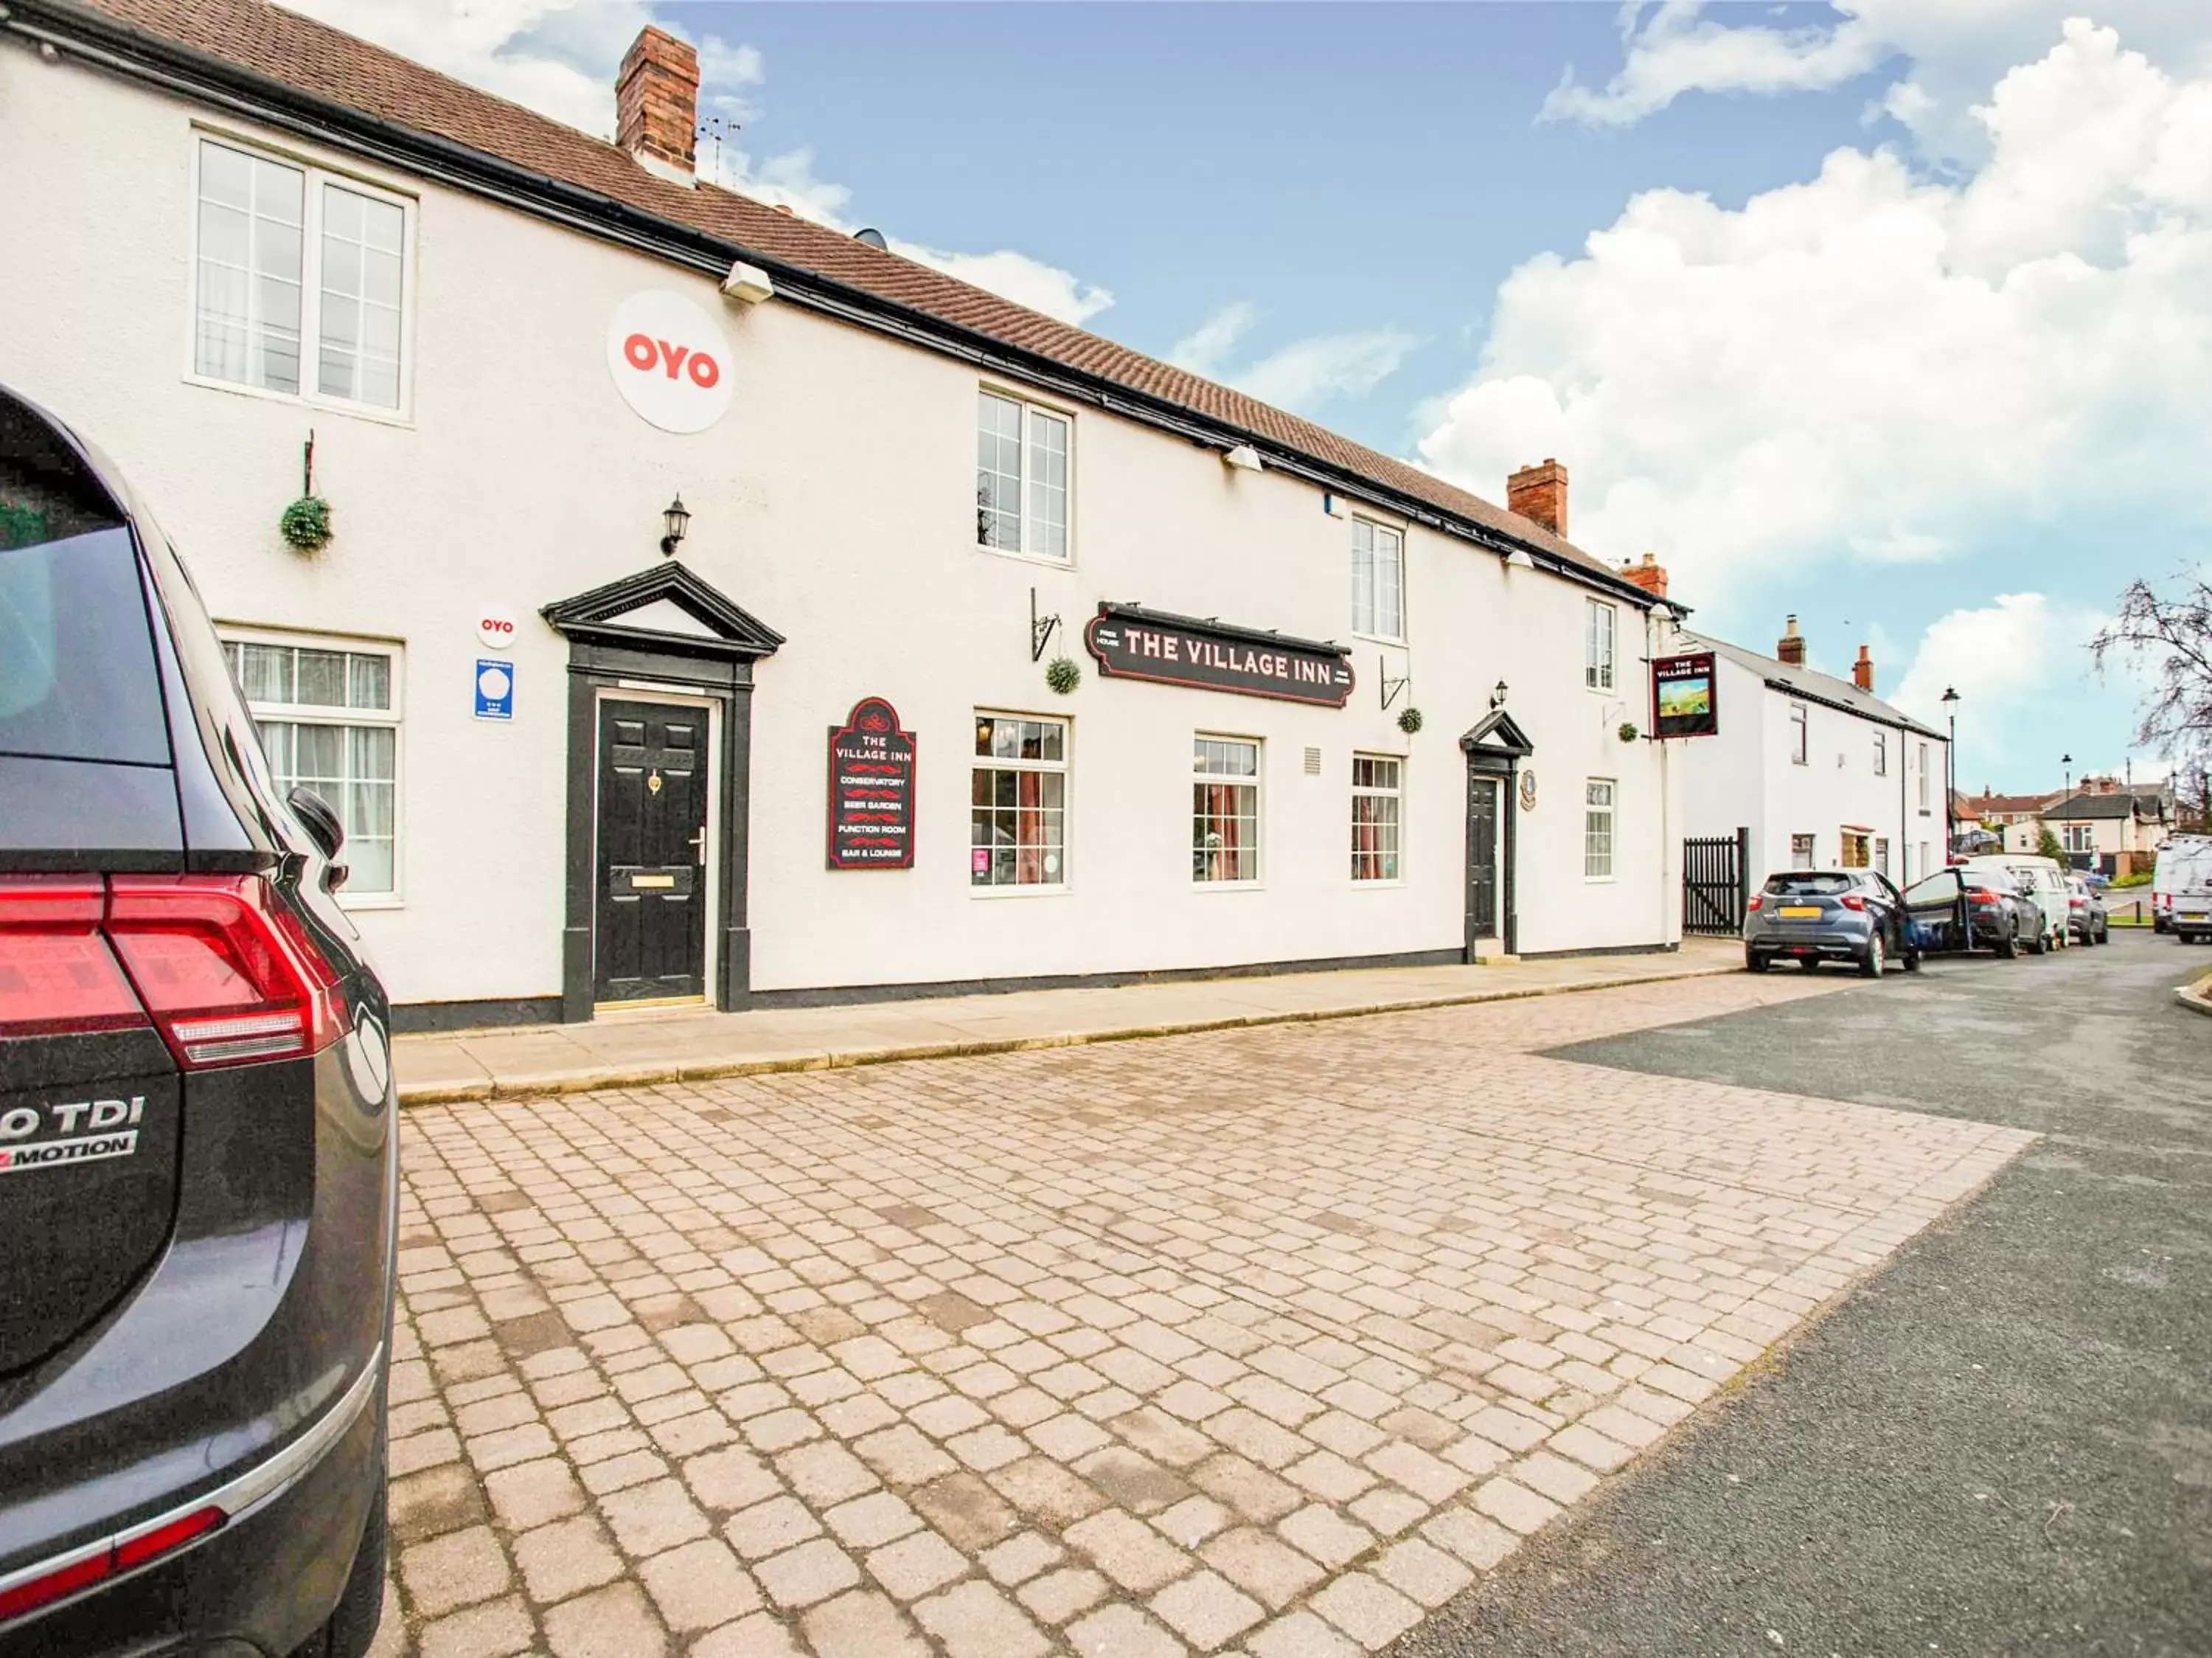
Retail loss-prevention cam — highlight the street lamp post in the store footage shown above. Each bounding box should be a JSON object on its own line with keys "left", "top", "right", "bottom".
{"left": 2061, "top": 752, "right": 2073, "bottom": 868}
{"left": 1941, "top": 687, "right": 1960, "bottom": 861}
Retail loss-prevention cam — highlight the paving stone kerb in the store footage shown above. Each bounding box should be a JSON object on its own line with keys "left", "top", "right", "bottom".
{"left": 393, "top": 946, "right": 1742, "bottom": 1106}
{"left": 2175, "top": 963, "right": 2212, "bottom": 1019}
{"left": 372, "top": 973, "right": 2034, "bottom": 1657}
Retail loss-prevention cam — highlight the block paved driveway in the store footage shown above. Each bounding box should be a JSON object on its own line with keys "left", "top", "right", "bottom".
{"left": 371, "top": 974, "right": 2034, "bottom": 1658}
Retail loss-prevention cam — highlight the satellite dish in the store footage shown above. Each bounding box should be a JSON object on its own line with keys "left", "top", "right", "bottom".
{"left": 854, "top": 227, "right": 888, "bottom": 250}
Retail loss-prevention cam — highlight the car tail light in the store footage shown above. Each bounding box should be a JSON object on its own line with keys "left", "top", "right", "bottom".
{"left": 0, "top": 1506, "right": 226, "bottom": 1624}
{"left": 1839, "top": 894, "right": 1868, "bottom": 911}
{"left": 105, "top": 875, "right": 345, "bottom": 1069}
{"left": 1745, "top": 895, "right": 1763, "bottom": 912}
{"left": 1967, "top": 887, "right": 1999, "bottom": 903}
{"left": 0, "top": 877, "right": 150, "bottom": 1039}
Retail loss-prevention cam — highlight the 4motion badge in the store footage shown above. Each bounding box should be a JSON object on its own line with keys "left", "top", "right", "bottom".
{"left": 0, "top": 1096, "right": 145, "bottom": 1174}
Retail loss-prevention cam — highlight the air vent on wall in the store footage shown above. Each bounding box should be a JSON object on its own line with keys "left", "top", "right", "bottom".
{"left": 1304, "top": 747, "right": 1323, "bottom": 776}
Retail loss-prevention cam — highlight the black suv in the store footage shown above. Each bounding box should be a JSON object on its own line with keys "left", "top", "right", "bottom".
{"left": 1, "top": 386, "right": 394, "bottom": 1656}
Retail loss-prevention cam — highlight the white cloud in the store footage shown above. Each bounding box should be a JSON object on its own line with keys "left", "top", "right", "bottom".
{"left": 1416, "top": 18, "right": 2212, "bottom": 612}
{"left": 1891, "top": 592, "right": 2099, "bottom": 732}
{"left": 1169, "top": 302, "right": 1417, "bottom": 414}
{"left": 1543, "top": 1, "right": 2212, "bottom": 164}
{"left": 288, "top": 0, "right": 1113, "bottom": 329}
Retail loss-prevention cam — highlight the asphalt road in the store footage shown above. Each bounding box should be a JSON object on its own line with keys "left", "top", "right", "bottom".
{"left": 1396, "top": 930, "right": 2212, "bottom": 1658}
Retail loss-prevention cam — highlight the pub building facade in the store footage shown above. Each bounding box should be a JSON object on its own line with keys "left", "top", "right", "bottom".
{"left": 0, "top": 0, "right": 1685, "bottom": 1028}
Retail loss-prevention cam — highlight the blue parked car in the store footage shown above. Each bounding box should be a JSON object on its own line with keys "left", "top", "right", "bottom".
{"left": 1745, "top": 869, "right": 1921, "bottom": 977}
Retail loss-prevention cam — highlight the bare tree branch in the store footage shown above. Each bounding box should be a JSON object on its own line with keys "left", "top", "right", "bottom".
{"left": 2090, "top": 574, "right": 2212, "bottom": 770}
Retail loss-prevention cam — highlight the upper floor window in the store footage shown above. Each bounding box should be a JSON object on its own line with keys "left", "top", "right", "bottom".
{"left": 193, "top": 138, "right": 411, "bottom": 412}
{"left": 220, "top": 631, "right": 401, "bottom": 897}
{"left": 975, "top": 390, "right": 1070, "bottom": 561}
{"left": 1918, "top": 743, "right": 1931, "bottom": 809}
{"left": 1790, "top": 702, "right": 1809, "bottom": 765}
{"left": 1350, "top": 520, "right": 1404, "bottom": 640}
{"left": 1585, "top": 600, "right": 1616, "bottom": 691}
{"left": 1874, "top": 731, "right": 1888, "bottom": 776}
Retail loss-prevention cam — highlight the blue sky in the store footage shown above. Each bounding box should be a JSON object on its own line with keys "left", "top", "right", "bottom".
{"left": 305, "top": 1, "right": 2212, "bottom": 791}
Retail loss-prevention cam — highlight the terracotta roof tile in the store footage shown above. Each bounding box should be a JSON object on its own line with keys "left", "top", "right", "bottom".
{"left": 58, "top": 0, "right": 1635, "bottom": 591}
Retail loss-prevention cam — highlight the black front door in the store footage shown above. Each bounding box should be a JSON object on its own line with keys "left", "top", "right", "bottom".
{"left": 594, "top": 698, "right": 707, "bottom": 1004}
{"left": 1468, "top": 774, "right": 1500, "bottom": 943}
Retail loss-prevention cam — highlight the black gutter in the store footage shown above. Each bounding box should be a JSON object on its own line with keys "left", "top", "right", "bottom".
{"left": 0, "top": 0, "right": 1660, "bottom": 609}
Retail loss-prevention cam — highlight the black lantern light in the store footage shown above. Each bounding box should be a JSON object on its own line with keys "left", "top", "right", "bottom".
{"left": 660, "top": 494, "right": 691, "bottom": 557}
{"left": 1490, "top": 679, "right": 1509, "bottom": 710}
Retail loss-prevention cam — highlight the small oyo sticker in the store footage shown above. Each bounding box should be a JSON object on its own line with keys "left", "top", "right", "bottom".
{"left": 606, "top": 289, "right": 734, "bottom": 434}
{"left": 477, "top": 606, "right": 518, "bottom": 650}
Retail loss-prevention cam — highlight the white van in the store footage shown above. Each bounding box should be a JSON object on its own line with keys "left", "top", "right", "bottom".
{"left": 2156, "top": 835, "right": 2212, "bottom": 942}
{"left": 1959, "top": 853, "right": 2071, "bottom": 951}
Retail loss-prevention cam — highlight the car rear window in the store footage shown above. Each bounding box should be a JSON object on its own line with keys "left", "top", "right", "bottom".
{"left": 1765, "top": 873, "right": 1855, "bottom": 896}
{"left": 0, "top": 401, "right": 170, "bottom": 766}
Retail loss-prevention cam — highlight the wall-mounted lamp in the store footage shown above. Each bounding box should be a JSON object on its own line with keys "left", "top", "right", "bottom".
{"left": 720, "top": 260, "right": 775, "bottom": 305}
{"left": 1490, "top": 679, "right": 1509, "bottom": 710}
{"left": 1222, "top": 444, "right": 1263, "bottom": 472}
{"left": 1502, "top": 548, "right": 1536, "bottom": 570}
{"left": 660, "top": 494, "right": 691, "bottom": 557}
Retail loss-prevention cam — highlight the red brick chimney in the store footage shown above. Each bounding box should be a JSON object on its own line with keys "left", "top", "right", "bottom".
{"left": 1618, "top": 552, "right": 1668, "bottom": 600}
{"left": 617, "top": 27, "right": 699, "bottom": 186}
{"left": 1506, "top": 459, "right": 1568, "bottom": 539}
{"left": 1777, "top": 614, "right": 1806, "bottom": 667}
{"left": 1852, "top": 643, "right": 1874, "bottom": 693}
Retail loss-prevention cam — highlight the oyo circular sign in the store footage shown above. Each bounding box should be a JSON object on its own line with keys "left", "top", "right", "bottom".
{"left": 606, "top": 289, "right": 732, "bottom": 434}
{"left": 476, "top": 606, "right": 518, "bottom": 650}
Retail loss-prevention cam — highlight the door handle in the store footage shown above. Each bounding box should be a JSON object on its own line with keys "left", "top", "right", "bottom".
{"left": 690, "top": 825, "right": 708, "bottom": 866}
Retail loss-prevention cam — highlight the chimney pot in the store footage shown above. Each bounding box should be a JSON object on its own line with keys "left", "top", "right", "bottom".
{"left": 617, "top": 27, "right": 699, "bottom": 187}
{"left": 1617, "top": 551, "right": 1669, "bottom": 600}
{"left": 1852, "top": 642, "right": 1874, "bottom": 693}
{"left": 1777, "top": 615, "right": 1806, "bottom": 667}
{"left": 1506, "top": 459, "right": 1568, "bottom": 540}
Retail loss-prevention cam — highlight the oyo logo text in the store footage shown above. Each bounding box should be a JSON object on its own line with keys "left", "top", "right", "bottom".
{"left": 605, "top": 290, "right": 734, "bottom": 434}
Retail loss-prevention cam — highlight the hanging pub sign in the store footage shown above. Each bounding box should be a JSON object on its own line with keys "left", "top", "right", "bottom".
{"left": 1652, "top": 651, "right": 1720, "bottom": 739}
{"left": 827, "top": 697, "right": 916, "bottom": 869}
{"left": 1083, "top": 603, "right": 1354, "bottom": 707}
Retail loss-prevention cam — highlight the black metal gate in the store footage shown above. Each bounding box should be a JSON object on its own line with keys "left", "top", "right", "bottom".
{"left": 1683, "top": 828, "right": 1749, "bottom": 936}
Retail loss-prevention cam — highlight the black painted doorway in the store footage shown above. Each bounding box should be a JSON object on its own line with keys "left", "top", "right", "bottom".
{"left": 594, "top": 698, "right": 708, "bottom": 1004}
{"left": 1468, "top": 774, "right": 1501, "bottom": 943}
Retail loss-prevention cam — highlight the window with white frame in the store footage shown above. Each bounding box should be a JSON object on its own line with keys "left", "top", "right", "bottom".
{"left": 1874, "top": 731, "right": 1888, "bottom": 776}
{"left": 1790, "top": 702, "right": 1809, "bottom": 765}
{"left": 220, "top": 633, "right": 400, "bottom": 895}
{"left": 1350, "top": 520, "right": 1405, "bottom": 640}
{"left": 1841, "top": 830, "right": 1871, "bottom": 869}
{"left": 1585, "top": 600, "right": 1616, "bottom": 691}
{"left": 1792, "top": 833, "right": 1817, "bottom": 869}
{"left": 975, "top": 389, "right": 1070, "bottom": 560}
{"left": 1193, "top": 736, "right": 1261, "bottom": 884}
{"left": 1918, "top": 743, "right": 1931, "bottom": 809}
{"left": 2062, "top": 822, "right": 2093, "bottom": 854}
{"left": 1875, "top": 836, "right": 1891, "bottom": 875}
{"left": 1584, "top": 779, "right": 1615, "bottom": 879}
{"left": 971, "top": 714, "right": 1067, "bottom": 889}
{"left": 1350, "top": 755, "right": 1402, "bottom": 882}
{"left": 193, "top": 137, "right": 410, "bottom": 411}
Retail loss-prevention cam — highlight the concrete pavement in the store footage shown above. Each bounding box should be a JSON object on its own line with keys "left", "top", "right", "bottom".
{"left": 393, "top": 943, "right": 1742, "bottom": 1106}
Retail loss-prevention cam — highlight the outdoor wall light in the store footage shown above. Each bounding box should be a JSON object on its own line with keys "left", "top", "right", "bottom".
{"left": 1222, "top": 444, "right": 1263, "bottom": 472}
{"left": 1491, "top": 679, "right": 1509, "bottom": 710}
{"left": 660, "top": 494, "right": 690, "bottom": 557}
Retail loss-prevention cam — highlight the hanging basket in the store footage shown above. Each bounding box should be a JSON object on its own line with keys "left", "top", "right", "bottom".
{"left": 1618, "top": 720, "right": 1640, "bottom": 743}
{"left": 1045, "top": 655, "right": 1082, "bottom": 696}
{"left": 1397, "top": 706, "right": 1424, "bottom": 735}
{"left": 279, "top": 495, "right": 333, "bottom": 553}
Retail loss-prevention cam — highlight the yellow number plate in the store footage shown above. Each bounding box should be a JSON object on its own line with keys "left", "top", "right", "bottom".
{"left": 1778, "top": 905, "right": 1821, "bottom": 917}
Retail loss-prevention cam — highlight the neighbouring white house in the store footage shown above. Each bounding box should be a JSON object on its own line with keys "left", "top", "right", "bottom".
{"left": 2029, "top": 780, "right": 2172, "bottom": 876}
{"left": 0, "top": 0, "right": 1685, "bottom": 1028}
{"left": 1674, "top": 615, "right": 1950, "bottom": 912}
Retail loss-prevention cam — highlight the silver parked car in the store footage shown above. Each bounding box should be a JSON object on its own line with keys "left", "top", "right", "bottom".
{"left": 1745, "top": 869, "right": 1920, "bottom": 977}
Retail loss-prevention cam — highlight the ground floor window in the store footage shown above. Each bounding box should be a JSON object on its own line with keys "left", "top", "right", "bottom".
{"left": 1875, "top": 836, "right": 1891, "bottom": 875}
{"left": 1919, "top": 842, "right": 1932, "bottom": 875}
{"left": 1194, "top": 735, "right": 1261, "bottom": 884}
{"left": 971, "top": 713, "right": 1066, "bottom": 888}
{"left": 1791, "top": 833, "right": 1816, "bottom": 869}
{"left": 1584, "top": 779, "right": 1615, "bottom": 880}
{"left": 1840, "top": 829, "right": 1871, "bottom": 868}
{"left": 1350, "top": 754, "right": 1402, "bottom": 882}
{"left": 220, "top": 631, "right": 400, "bottom": 895}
